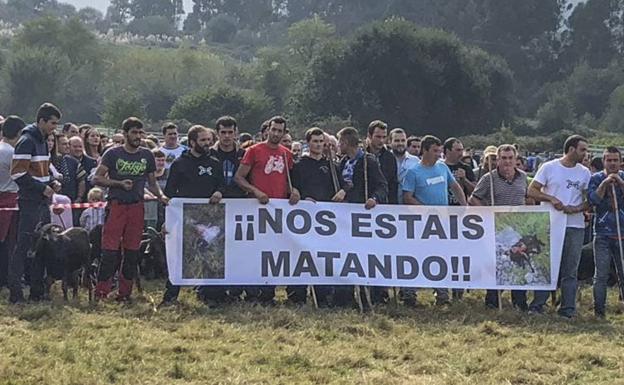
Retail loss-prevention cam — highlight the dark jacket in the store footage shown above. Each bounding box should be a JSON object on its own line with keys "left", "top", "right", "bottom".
{"left": 11, "top": 124, "right": 52, "bottom": 202}
{"left": 292, "top": 156, "right": 345, "bottom": 202}
{"left": 211, "top": 145, "right": 247, "bottom": 198}
{"left": 164, "top": 150, "right": 224, "bottom": 198}
{"left": 57, "top": 155, "right": 83, "bottom": 201}
{"left": 588, "top": 170, "right": 624, "bottom": 237}
{"left": 368, "top": 146, "right": 398, "bottom": 204}
{"left": 339, "top": 152, "right": 388, "bottom": 204}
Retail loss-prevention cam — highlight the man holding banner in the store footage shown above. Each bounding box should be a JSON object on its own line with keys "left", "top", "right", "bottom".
{"left": 292, "top": 127, "right": 346, "bottom": 305}
{"left": 588, "top": 146, "right": 624, "bottom": 318}
{"left": 160, "top": 125, "right": 224, "bottom": 307}
{"left": 336, "top": 126, "right": 387, "bottom": 308}
{"left": 470, "top": 144, "right": 529, "bottom": 311}
{"left": 234, "top": 116, "right": 300, "bottom": 304}
{"left": 528, "top": 135, "right": 590, "bottom": 318}
{"left": 402, "top": 135, "right": 467, "bottom": 306}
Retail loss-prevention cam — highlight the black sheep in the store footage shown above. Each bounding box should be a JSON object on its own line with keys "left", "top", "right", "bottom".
{"left": 32, "top": 224, "right": 92, "bottom": 301}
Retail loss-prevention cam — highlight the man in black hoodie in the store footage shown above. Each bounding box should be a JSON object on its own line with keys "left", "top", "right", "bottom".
{"left": 160, "top": 125, "right": 224, "bottom": 307}
{"left": 336, "top": 126, "right": 388, "bottom": 308}
{"left": 292, "top": 127, "right": 346, "bottom": 305}
{"left": 212, "top": 116, "right": 247, "bottom": 198}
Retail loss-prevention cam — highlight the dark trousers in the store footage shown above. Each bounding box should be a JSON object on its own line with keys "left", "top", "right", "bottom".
{"left": 485, "top": 290, "right": 527, "bottom": 310}
{"left": 9, "top": 199, "right": 50, "bottom": 302}
{"left": 0, "top": 208, "right": 18, "bottom": 288}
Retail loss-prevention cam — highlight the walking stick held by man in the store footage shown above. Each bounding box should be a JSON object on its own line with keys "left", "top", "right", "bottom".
{"left": 610, "top": 183, "right": 624, "bottom": 302}
{"left": 284, "top": 151, "right": 319, "bottom": 309}
{"left": 487, "top": 155, "right": 503, "bottom": 311}
{"left": 362, "top": 152, "right": 374, "bottom": 312}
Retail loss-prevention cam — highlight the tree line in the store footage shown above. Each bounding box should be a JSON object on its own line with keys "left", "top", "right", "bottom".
{"left": 1, "top": 0, "right": 624, "bottom": 149}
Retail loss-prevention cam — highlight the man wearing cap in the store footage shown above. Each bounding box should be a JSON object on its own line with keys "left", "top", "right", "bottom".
{"left": 475, "top": 146, "right": 497, "bottom": 180}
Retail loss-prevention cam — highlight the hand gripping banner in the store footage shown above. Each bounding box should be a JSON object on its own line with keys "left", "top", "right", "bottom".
{"left": 165, "top": 198, "right": 566, "bottom": 290}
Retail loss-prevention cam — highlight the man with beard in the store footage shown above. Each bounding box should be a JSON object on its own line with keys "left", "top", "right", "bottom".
{"left": 389, "top": 128, "right": 419, "bottom": 204}
{"left": 234, "top": 116, "right": 300, "bottom": 304}
{"left": 292, "top": 127, "right": 346, "bottom": 306}
{"left": 389, "top": 128, "right": 420, "bottom": 306}
{"left": 367, "top": 120, "right": 397, "bottom": 204}
{"left": 160, "top": 125, "right": 224, "bottom": 307}
{"left": 93, "top": 117, "right": 169, "bottom": 302}
{"left": 528, "top": 135, "right": 591, "bottom": 318}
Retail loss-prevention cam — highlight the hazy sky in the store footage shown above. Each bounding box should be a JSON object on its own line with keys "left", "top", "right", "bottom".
{"left": 63, "top": 0, "right": 194, "bottom": 14}
{"left": 63, "top": 0, "right": 583, "bottom": 18}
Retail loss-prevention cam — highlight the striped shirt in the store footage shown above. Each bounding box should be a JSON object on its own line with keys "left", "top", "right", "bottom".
{"left": 472, "top": 169, "right": 527, "bottom": 206}
{"left": 11, "top": 124, "right": 51, "bottom": 201}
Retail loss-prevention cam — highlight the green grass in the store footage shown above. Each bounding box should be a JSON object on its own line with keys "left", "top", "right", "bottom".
{"left": 1, "top": 282, "right": 624, "bottom": 385}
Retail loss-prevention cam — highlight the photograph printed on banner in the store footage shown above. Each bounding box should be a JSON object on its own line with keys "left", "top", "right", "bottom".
{"left": 494, "top": 212, "right": 550, "bottom": 286}
{"left": 182, "top": 203, "right": 226, "bottom": 279}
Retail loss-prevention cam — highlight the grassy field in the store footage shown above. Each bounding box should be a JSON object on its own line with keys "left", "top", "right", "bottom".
{"left": 1, "top": 282, "right": 624, "bottom": 385}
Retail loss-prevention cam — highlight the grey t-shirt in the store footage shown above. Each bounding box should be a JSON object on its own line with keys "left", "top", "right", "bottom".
{"left": 101, "top": 146, "right": 156, "bottom": 203}
{"left": 0, "top": 142, "right": 18, "bottom": 193}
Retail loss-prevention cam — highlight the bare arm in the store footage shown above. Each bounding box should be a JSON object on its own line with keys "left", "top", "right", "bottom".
{"left": 403, "top": 191, "right": 423, "bottom": 205}
{"left": 146, "top": 172, "right": 167, "bottom": 203}
{"left": 93, "top": 164, "right": 128, "bottom": 190}
{"left": 468, "top": 195, "right": 483, "bottom": 206}
{"left": 450, "top": 181, "right": 467, "bottom": 206}
{"left": 234, "top": 163, "right": 268, "bottom": 203}
{"left": 528, "top": 180, "right": 563, "bottom": 210}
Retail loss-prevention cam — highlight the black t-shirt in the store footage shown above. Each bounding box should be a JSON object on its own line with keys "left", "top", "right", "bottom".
{"left": 292, "top": 156, "right": 343, "bottom": 202}
{"left": 214, "top": 147, "right": 247, "bottom": 198}
{"left": 101, "top": 146, "right": 156, "bottom": 203}
{"left": 446, "top": 161, "right": 475, "bottom": 206}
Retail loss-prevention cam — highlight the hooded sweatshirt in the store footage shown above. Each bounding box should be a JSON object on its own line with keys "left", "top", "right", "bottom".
{"left": 11, "top": 124, "right": 51, "bottom": 202}
{"left": 164, "top": 150, "right": 224, "bottom": 198}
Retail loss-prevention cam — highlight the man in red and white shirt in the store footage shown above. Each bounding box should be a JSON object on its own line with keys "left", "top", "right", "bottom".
{"left": 234, "top": 115, "right": 300, "bottom": 304}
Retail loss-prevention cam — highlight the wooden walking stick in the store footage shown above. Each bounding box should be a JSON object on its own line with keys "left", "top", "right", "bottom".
{"left": 487, "top": 155, "right": 503, "bottom": 311}
{"left": 610, "top": 184, "right": 624, "bottom": 303}
{"left": 362, "top": 152, "right": 374, "bottom": 312}
{"left": 330, "top": 149, "right": 364, "bottom": 312}
{"left": 285, "top": 151, "right": 318, "bottom": 309}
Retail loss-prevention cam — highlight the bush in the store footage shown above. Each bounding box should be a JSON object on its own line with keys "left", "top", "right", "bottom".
{"left": 168, "top": 87, "right": 272, "bottom": 132}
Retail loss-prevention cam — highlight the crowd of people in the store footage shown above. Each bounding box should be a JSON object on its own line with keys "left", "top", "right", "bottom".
{"left": 0, "top": 102, "right": 623, "bottom": 319}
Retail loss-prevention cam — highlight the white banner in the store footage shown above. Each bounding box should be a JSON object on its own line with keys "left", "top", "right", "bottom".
{"left": 165, "top": 198, "right": 566, "bottom": 290}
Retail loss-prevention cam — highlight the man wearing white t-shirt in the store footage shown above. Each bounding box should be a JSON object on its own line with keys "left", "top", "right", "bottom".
{"left": 527, "top": 135, "right": 591, "bottom": 318}
{"left": 159, "top": 122, "right": 186, "bottom": 170}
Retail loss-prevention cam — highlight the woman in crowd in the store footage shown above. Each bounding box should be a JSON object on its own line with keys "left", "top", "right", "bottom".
{"left": 82, "top": 125, "right": 103, "bottom": 160}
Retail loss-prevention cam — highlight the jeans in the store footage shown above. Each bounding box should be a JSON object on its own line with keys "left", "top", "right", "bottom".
{"left": 593, "top": 236, "right": 624, "bottom": 315}
{"left": 530, "top": 227, "right": 584, "bottom": 316}
{"left": 9, "top": 199, "right": 50, "bottom": 302}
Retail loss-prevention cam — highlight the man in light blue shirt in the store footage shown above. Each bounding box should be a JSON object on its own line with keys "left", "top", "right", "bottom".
{"left": 402, "top": 135, "right": 467, "bottom": 306}
{"left": 389, "top": 128, "right": 419, "bottom": 204}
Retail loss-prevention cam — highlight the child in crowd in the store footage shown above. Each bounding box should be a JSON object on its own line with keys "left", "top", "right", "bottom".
{"left": 79, "top": 187, "right": 106, "bottom": 232}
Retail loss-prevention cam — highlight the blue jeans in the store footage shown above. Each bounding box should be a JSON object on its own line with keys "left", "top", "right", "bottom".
{"left": 593, "top": 236, "right": 624, "bottom": 315}
{"left": 530, "top": 227, "right": 584, "bottom": 316}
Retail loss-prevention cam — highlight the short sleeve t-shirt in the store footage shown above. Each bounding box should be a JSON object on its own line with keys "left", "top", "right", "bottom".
{"left": 402, "top": 160, "right": 456, "bottom": 206}
{"left": 160, "top": 145, "right": 186, "bottom": 170}
{"left": 446, "top": 161, "right": 475, "bottom": 205}
{"left": 101, "top": 146, "right": 156, "bottom": 203}
{"left": 241, "top": 142, "right": 293, "bottom": 199}
{"left": 533, "top": 159, "right": 591, "bottom": 228}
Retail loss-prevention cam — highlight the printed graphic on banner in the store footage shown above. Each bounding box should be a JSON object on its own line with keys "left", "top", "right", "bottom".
{"left": 495, "top": 212, "right": 550, "bottom": 286}
{"left": 165, "top": 198, "right": 566, "bottom": 290}
{"left": 182, "top": 203, "right": 225, "bottom": 279}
